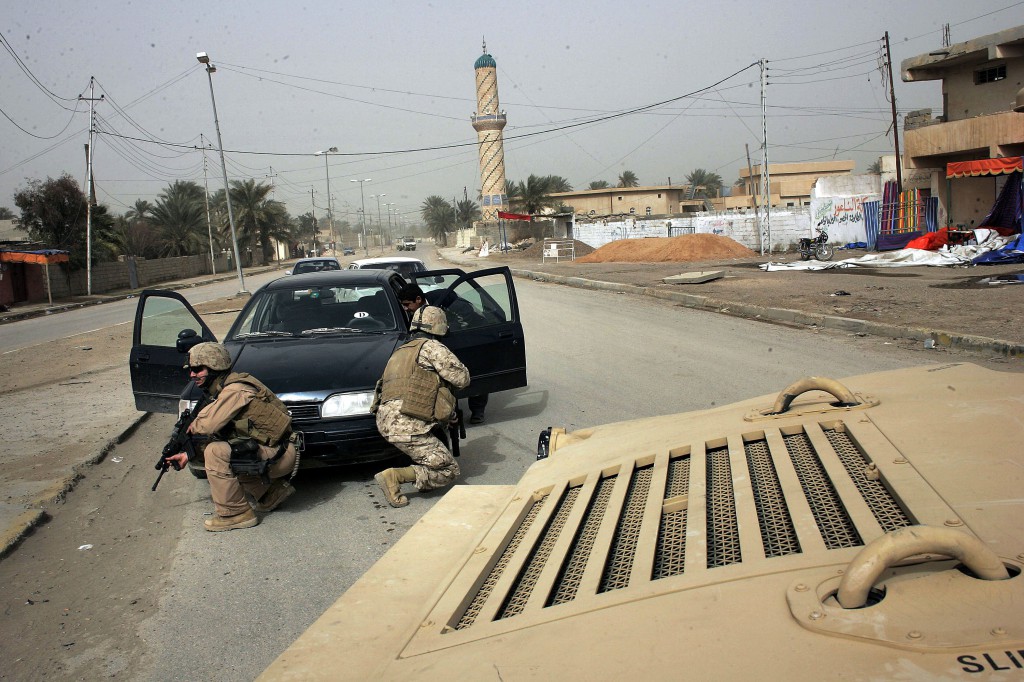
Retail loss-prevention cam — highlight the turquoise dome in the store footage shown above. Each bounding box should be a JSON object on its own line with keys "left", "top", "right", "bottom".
{"left": 474, "top": 53, "right": 496, "bottom": 69}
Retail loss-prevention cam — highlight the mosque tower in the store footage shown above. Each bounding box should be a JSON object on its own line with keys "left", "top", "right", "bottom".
{"left": 471, "top": 41, "right": 509, "bottom": 221}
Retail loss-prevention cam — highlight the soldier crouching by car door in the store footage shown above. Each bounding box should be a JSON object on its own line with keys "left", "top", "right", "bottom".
{"left": 163, "top": 342, "right": 299, "bottom": 532}
{"left": 372, "top": 306, "right": 470, "bottom": 508}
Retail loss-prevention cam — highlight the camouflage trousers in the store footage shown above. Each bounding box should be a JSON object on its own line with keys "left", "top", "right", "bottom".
{"left": 388, "top": 432, "right": 460, "bottom": 491}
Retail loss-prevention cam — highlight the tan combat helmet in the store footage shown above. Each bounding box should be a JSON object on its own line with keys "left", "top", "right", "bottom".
{"left": 410, "top": 306, "right": 448, "bottom": 336}
{"left": 184, "top": 342, "right": 232, "bottom": 371}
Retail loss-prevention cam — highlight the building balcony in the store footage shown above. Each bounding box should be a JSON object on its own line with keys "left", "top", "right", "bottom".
{"left": 903, "top": 111, "right": 1024, "bottom": 167}
{"left": 471, "top": 113, "right": 507, "bottom": 131}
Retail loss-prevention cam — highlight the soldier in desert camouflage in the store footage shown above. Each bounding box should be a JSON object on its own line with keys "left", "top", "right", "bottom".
{"left": 373, "top": 305, "right": 470, "bottom": 507}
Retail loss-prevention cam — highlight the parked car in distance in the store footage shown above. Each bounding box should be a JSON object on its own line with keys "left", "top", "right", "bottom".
{"left": 347, "top": 256, "right": 427, "bottom": 279}
{"left": 342, "top": 246, "right": 356, "bottom": 256}
{"left": 397, "top": 236, "right": 417, "bottom": 251}
{"left": 286, "top": 257, "right": 341, "bottom": 275}
{"left": 128, "top": 266, "right": 527, "bottom": 473}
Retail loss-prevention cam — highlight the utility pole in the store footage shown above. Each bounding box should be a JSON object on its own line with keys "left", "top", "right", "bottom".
{"left": 759, "top": 59, "right": 772, "bottom": 255}
{"left": 310, "top": 188, "right": 318, "bottom": 256}
{"left": 79, "top": 77, "right": 103, "bottom": 295}
{"left": 201, "top": 134, "right": 217, "bottom": 275}
{"left": 883, "top": 31, "right": 903, "bottom": 193}
{"left": 267, "top": 166, "right": 277, "bottom": 199}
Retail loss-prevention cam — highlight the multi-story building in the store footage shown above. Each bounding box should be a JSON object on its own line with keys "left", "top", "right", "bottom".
{"left": 548, "top": 185, "right": 705, "bottom": 218}
{"left": 901, "top": 25, "right": 1024, "bottom": 227}
{"left": 721, "top": 160, "right": 856, "bottom": 212}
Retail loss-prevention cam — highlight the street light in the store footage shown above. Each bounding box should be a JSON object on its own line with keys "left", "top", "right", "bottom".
{"left": 371, "top": 193, "right": 386, "bottom": 254}
{"left": 315, "top": 147, "right": 338, "bottom": 251}
{"left": 384, "top": 202, "right": 395, "bottom": 244}
{"left": 350, "top": 178, "right": 371, "bottom": 255}
{"left": 196, "top": 51, "right": 246, "bottom": 295}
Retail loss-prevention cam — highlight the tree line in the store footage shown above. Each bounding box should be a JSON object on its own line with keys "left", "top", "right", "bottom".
{"left": 6, "top": 174, "right": 324, "bottom": 270}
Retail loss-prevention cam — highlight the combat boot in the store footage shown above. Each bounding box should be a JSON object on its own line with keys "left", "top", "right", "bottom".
{"left": 204, "top": 508, "right": 259, "bottom": 532}
{"left": 253, "top": 479, "right": 295, "bottom": 512}
{"left": 375, "top": 466, "right": 415, "bottom": 508}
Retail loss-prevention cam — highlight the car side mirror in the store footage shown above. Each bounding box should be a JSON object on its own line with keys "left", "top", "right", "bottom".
{"left": 433, "top": 276, "right": 444, "bottom": 284}
{"left": 285, "top": 269, "right": 292, "bottom": 275}
{"left": 176, "top": 328, "right": 203, "bottom": 353}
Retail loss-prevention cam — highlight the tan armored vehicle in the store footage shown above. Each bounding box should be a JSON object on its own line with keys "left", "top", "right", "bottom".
{"left": 261, "top": 363, "right": 1024, "bottom": 680}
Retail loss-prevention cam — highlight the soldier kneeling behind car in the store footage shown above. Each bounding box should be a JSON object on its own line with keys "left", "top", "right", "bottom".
{"left": 165, "top": 342, "right": 299, "bottom": 532}
{"left": 372, "top": 306, "right": 470, "bottom": 507}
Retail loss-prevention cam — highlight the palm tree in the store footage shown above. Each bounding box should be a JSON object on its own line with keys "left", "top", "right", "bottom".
{"left": 509, "top": 175, "right": 559, "bottom": 215}
{"left": 867, "top": 159, "right": 882, "bottom": 174}
{"left": 547, "top": 175, "right": 573, "bottom": 193}
{"left": 588, "top": 180, "right": 610, "bottom": 190}
{"left": 685, "top": 168, "right": 723, "bottom": 198}
{"left": 455, "top": 198, "right": 481, "bottom": 230}
{"left": 228, "top": 179, "right": 290, "bottom": 262}
{"left": 124, "top": 199, "right": 154, "bottom": 224}
{"left": 421, "top": 196, "right": 455, "bottom": 246}
{"left": 617, "top": 170, "right": 639, "bottom": 188}
{"left": 150, "top": 191, "right": 206, "bottom": 257}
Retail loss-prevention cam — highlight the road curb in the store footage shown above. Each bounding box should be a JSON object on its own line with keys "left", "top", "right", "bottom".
{"left": 0, "top": 412, "right": 151, "bottom": 560}
{"left": 510, "top": 268, "right": 1024, "bottom": 358}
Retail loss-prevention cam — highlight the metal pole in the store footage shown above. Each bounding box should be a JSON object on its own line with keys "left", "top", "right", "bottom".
{"left": 745, "top": 143, "right": 761, "bottom": 254}
{"left": 324, "top": 155, "right": 335, "bottom": 251}
{"left": 201, "top": 134, "right": 217, "bottom": 275}
{"left": 760, "top": 59, "right": 772, "bottom": 254}
{"left": 310, "top": 187, "right": 318, "bottom": 256}
{"left": 79, "top": 77, "right": 103, "bottom": 296}
{"left": 374, "top": 194, "right": 385, "bottom": 254}
{"left": 352, "top": 179, "right": 371, "bottom": 256}
{"left": 884, "top": 31, "right": 903, "bottom": 194}
{"left": 201, "top": 55, "right": 247, "bottom": 294}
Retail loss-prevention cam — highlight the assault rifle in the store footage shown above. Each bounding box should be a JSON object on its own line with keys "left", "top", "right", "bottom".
{"left": 152, "top": 395, "right": 210, "bottom": 491}
{"left": 449, "top": 407, "right": 466, "bottom": 458}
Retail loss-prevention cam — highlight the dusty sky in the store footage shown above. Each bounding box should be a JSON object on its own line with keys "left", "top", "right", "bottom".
{"left": 1, "top": 1, "right": 1021, "bottom": 227}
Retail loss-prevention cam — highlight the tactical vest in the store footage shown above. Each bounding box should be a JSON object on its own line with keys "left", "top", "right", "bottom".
{"left": 218, "top": 372, "right": 292, "bottom": 446}
{"left": 380, "top": 339, "right": 456, "bottom": 422}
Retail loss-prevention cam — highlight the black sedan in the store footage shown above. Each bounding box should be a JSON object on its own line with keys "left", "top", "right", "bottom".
{"left": 129, "top": 267, "right": 526, "bottom": 472}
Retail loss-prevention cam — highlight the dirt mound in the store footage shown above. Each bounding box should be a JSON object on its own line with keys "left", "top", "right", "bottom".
{"left": 514, "top": 239, "right": 596, "bottom": 259}
{"left": 577, "top": 234, "right": 756, "bottom": 263}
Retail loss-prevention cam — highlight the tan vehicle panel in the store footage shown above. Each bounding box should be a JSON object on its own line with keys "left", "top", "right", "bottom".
{"left": 261, "top": 363, "right": 1024, "bottom": 680}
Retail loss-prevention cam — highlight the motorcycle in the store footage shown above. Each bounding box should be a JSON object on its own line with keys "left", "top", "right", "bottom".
{"left": 798, "top": 227, "right": 834, "bottom": 261}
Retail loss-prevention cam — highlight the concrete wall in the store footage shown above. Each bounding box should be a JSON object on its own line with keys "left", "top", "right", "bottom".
{"left": 944, "top": 62, "right": 1021, "bottom": 121}
{"left": 573, "top": 210, "right": 812, "bottom": 253}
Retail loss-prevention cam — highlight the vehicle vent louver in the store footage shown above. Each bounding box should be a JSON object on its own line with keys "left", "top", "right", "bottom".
{"left": 286, "top": 403, "right": 320, "bottom": 421}
{"left": 706, "top": 446, "right": 742, "bottom": 568}
{"left": 783, "top": 432, "right": 862, "bottom": 549}
{"left": 653, "top": 455, "right": 691, "bottom": 580}
{"left": 823, "top": 429, "right": 912, "bottom": 532}
{"left": 745, "top": 439, "right": 801, "bottom": 558}
{"left": 447, "top": 422, "right": 919, "bottom": 634}
{"left": 549, "top": 475, "right": 617, "bottom": 605}
{"left": 599, "top": 465, "right": 654, "bottom": 592}
{"left": 498, "top": 486, "right": 581, "bottom": 619}
{"left": 454, "top": 494, "right": 548, "bottom": 630}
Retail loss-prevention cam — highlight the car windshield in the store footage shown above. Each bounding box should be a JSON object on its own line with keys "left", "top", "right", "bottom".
{"left": 293, "top": 260, "right": 340, "bottom": 274}
{"left": 228, "top": 284, "right": 399, "bottom": 338}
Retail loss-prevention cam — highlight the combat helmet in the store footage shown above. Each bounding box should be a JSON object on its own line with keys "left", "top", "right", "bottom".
{"left": 184, "top": 342, "right": 232, "bottom": 371}
{"left": 410, "top": 305, "right": 449, "bottom": 336}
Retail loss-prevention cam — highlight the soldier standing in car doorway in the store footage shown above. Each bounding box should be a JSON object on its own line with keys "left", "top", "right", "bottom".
{"left": 397, "top": 283, "right": 488, "bottom": 424}
{"left": 373, "top": 306, "right": 470, "bottom": 507}
{"left": 164, "top": 342, "right": 298, "bottom": 531}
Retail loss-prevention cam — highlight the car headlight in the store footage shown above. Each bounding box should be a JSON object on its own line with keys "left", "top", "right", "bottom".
{"left": 321, "top": 391, "right": 376, "bottom": 418}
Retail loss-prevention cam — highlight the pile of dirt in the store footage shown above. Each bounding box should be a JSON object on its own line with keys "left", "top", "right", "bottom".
{"left": 577, "top": 234, "right": 756, "bottom": 263}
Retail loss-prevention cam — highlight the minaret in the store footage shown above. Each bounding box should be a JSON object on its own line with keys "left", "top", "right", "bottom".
{"left": 471, "top": 41, "right": 508, "bottom": 220}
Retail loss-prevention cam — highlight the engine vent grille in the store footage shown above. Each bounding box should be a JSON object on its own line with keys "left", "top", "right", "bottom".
{"left": 448, "top": 421, "right": 914, "bottom": 633}
{"left": 286, "top": 403, "right": 320, "bottom": 421}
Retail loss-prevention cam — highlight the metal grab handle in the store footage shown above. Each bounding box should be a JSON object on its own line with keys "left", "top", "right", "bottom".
{"left": 837, "top": 525, "right": 1010, "bottom": 609}
{"left": 769, "top": 377, "right": 860, "bottom": 414}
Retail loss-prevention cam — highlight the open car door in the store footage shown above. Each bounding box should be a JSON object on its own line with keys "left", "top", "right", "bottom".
{"left": 129, "top": 290, "right": 216, "bottom": 413}
{"left": 412, "top": 266, "right": 527, "bottom": 396}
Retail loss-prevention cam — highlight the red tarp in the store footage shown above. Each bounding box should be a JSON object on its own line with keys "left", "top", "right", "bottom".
{"left": 497, "top": 210, "right": 532, "bottom": 221}
{"left": 0, "top": 250, "right": 69, "bottom": 265}
{"left": 946, "top": 157, "right": 1023, "bottom": 178}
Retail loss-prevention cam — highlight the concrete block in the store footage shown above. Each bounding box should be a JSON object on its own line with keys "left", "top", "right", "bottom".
{"left": 663, "top": 270, "right": 724, "bottom": 284}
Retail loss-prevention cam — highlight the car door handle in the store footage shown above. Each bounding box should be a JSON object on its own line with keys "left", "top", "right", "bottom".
{"left": 498, "top": 331, "right": 513, "bottom": 339}
{"left": 136, "top": 352, "right": 150, "bottom": 362}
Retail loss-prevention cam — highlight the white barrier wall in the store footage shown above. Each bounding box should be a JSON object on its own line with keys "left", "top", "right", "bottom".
{"left": 809, "top": 195, "right": 877, "bottom": 245}
{"left": 574, "top": 211, "right": 812, "bottom": 253}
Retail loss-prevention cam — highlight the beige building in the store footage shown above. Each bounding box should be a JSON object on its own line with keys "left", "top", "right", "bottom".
{"left": 901, "top": 25, "right": 1024, "bottom": 227}
{"left": 549, "top": 186, "right": 707, "bottom": 218}
{"left": 721, "top": 160, "right": 856, "bottom": 211}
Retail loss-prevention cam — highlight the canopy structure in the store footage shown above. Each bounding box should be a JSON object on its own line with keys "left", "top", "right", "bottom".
{"left": 946, "top": 157, "right": 1023, "bottom": 178}
{"left": 0, "top": 249, "right": 69, "bottom": 265}
{"left": 0, "top": 249, "right": 69, "bottom": 305}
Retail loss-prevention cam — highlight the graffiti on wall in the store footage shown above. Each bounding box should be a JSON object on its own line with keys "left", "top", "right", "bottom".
{"left": 814, "top": 196, "right": 866, "bottom": 228}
